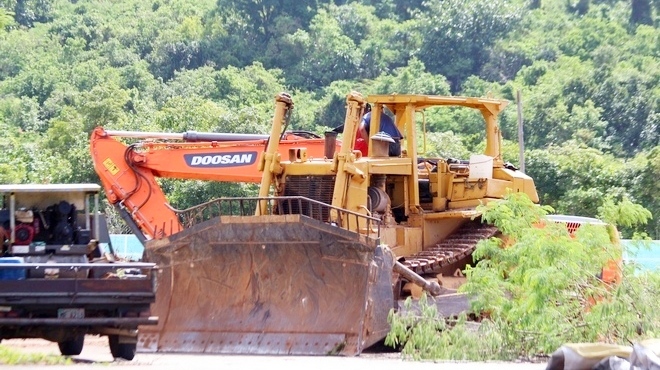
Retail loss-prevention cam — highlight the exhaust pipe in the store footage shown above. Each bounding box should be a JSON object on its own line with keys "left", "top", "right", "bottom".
{"left": 324, "top": 131, "right": 338, "bottom": 159}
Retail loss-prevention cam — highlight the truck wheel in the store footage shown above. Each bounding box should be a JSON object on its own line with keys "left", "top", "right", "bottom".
{"left": 108, "top": 335, "right": 136, "bottom": 360}
{"left": 58, "top": 335, "right": 84, "bottom": 356}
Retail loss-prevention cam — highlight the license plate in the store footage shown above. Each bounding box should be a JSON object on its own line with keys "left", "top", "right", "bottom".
{"left": 57, "top": 308, "right": 84, "bottom": 319}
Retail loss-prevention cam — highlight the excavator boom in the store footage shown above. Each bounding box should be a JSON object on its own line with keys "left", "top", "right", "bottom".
{"left": 90, "top": 96, "right": 335, "bottom": 240}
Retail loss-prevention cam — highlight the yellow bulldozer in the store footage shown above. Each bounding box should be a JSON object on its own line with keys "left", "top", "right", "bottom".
{"left": 92, "top": 92, "right": 539, "bottom": 355}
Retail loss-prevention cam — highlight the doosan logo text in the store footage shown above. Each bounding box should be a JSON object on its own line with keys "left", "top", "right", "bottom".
{"left": 184, "top": 152, "right": 258, "bottom": 168}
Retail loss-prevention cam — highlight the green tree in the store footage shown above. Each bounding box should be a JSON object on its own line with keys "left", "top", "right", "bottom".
{"left": 370, "top": 58, "right": 450, "bottom": 95}
{"left": 147, "top": 38, "right": 203, "bottom": 81}
{"left": 41, "top": 109, "right": 97, "bottom": 183}
{"left": 163, "top": 180, "right": 258, "bottom": 210}
{"left": 213, "top": 62, "right": 285, "bottom": 109}
{"left": 422, "top": 131, "right": 470, "bottom": 159}
{"left": 0, "top": 7, "right": 14, "bottom": 29}
{"left": 558, "top": 16, "right": 628, "bottom": 60}
{"left": 284, "top": 8, "right": 361, "bottom": 90}
{"left": 387, "top": 193, "right": 659, "bottom": 360}
{"left": 153, "top": 95, "right": 227, "bottom": 133}
{"left": 0, "top": 24, "right": 45, "bottom": 79}
{"left": 626, "top": 147, "right": 660, "bottom": 238}
{"left": 78, "top": 82, "right": 131, "bottom": 130}
{"left": 630, "top": 0, "right": 653, "bottom": 26}
{"left": 598, "top": 196, "right": 652, "bottom": 232}
{"left": 516, "top": 56, "right": 605, "bottom": 149}
{"left": 567, "top": 0, "right": 590, "bottom": 15}
{"left": 0, "top": 122, "right": 29, "bottom": 183}
{"left": 5, "top": 56, "right": 64, "bottom": 105}
{"left": 311, "top": 81, "right": 366, "bottom": 133}
{"left": 416, "top": 0, "right": 523, "bottom": 91}
{"left": 215, "top": 0, "right": 318, "bottom": 41}
{"left": 524, "top": 143, "right": 657, "bottom": 238}
{"left": 359, "top": 0, "right": 427, "bottom": 20}
{"left": 207, "top": 0, "right": 320, "bottom": 70}
{"left": 157, "top": 65, "right": 219, "bottom": 103}
{"left": 1, "top": 0, "right": 53, "bottom": 27}
{"left": 0, "top": 95, "right": 44, "bottom": 132}
{"left": 48, "top": 8, "right": 107, "bottom": 50}
{"left": 592, "top": 66, "right": 658, "bottom": 157}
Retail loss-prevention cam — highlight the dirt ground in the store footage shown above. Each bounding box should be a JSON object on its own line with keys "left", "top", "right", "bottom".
{"left": 0, "top": 336, "right": 548, "bottom": 370}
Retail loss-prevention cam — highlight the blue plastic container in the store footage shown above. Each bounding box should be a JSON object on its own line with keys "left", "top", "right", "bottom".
{"left": 0, "top": 257, "right": 27, "bottom": 280}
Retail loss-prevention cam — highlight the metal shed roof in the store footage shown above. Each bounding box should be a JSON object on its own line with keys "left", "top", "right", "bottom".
{"left": 0, "top": 184, "right": 101, "bottom": 193}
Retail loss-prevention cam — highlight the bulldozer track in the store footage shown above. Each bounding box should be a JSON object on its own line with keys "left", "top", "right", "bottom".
{"left": 400, "top": 220, "right": 499, "bottom": 276}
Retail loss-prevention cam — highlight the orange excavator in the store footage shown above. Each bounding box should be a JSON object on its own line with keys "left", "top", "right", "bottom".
{"left": 90, "top": 94, "right": 336, "bottom": 242}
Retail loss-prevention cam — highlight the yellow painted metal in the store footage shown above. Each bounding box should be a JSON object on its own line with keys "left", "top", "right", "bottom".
{"left": 493, "top": 167, "right": 539, "bottom": 203}
{"left": 379, "top": 226, "right": 424, "bottom": 257}
{"left": 256, "top": 93, "right": 293, "bottom": 215}
{"left": 366, "top": 105, "right": 381, "bottom": 157}
{"left": 367, "top": 159, "right": 413, "bottom": 175}
{"left": 330, "top": 92, "right": 366, "bottom": 225}
{"left": 281, "top": 161, "right": 335, "bottom": 176}
{"left": 486, "top": 178, "right": 513, "bottom": 199}
{"left": 447, "top": 198, "right": 490, "bottom": 209}
{"left": 288, "top": 147, "right": 308, "bottom": 162}
{"left": 402, "top": 103, "right": 421, "bottom": 216}
{"left": 482, "top": 107, "right": 504, "bottom": 167}
{"left": 392, "top": 227, "right": 424, "bottom": 256}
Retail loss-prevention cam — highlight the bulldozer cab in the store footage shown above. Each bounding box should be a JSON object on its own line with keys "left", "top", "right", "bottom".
{"left": 271, "top": 94, "right": 538, "bottom": 264}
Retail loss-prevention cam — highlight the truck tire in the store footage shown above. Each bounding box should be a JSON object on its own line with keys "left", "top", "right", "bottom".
{"left": 58, "top": 335, "right": 84, "bottom": 356}
{"left": 108, "top": 335, "right": 136, "bottom": 360}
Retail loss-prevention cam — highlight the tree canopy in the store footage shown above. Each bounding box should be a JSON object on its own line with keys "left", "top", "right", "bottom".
{"left": 0, "top": 0, "right": 658, "bottom": 237}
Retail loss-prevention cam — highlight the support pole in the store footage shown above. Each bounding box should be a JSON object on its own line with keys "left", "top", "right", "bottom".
{"left": 516, "top": 89, "right": 525, "bottom": 173}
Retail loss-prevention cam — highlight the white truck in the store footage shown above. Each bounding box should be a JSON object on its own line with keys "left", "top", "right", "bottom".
{"left": 0, "top": 184, "right": 157, "bottom": 360}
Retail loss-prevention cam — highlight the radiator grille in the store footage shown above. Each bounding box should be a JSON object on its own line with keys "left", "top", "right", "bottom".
{"left": 281, "top": 175, "right": 336, "bottom": 221}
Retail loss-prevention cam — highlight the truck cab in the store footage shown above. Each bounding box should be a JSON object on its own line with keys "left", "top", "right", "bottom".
{"left": 0, "top": 184, "right": 158, "bottom": 360}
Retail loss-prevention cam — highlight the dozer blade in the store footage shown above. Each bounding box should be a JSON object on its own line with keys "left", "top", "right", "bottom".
{"left": 137, "top": 214, "right": 394, "bottom": 355}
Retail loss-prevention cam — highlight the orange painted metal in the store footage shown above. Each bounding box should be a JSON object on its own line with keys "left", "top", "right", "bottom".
{"left": 90, "top": 127, "right": 337, "bottom": 239}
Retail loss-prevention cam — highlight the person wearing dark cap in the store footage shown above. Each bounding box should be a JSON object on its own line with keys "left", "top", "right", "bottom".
{"left": 358, "top": 108, "right": 403, "bottom": 157}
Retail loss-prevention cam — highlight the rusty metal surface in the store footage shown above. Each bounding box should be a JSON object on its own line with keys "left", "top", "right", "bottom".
{"left": 140, "top": 214, "right": 393, "bottom": 355}
{"left": 400, "top": 220, "right": 499, "bottom": 276}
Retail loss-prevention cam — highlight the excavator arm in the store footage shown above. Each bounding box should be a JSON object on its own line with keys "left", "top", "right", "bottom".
{"left": 90, "top": 94, "right": 335, "bottom": 241}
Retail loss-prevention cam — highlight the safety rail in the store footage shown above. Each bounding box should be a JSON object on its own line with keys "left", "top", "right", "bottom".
{"left": 171, "top": 196, "right": 381, "bottom": 240}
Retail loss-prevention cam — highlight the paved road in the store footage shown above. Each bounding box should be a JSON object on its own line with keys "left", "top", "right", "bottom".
{"left": 1, "top": 337, "right": 548, "bottom": 370}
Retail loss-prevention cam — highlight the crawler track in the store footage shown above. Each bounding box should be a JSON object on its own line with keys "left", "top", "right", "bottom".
{"left": 400, "top": 221, "right": 499, "bottom": 275}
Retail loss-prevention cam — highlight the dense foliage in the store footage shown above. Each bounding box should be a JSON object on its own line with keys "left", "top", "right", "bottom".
{"left": 0, "top": 0, "right": 658, "bottom": 237}
{"left": 386, "top": 193, "right": 659, "bottom": 360}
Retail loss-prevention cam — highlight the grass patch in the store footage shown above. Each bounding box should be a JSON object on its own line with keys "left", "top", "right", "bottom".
{"left": 0, "top": 344, "right": 71, "bottom": 365}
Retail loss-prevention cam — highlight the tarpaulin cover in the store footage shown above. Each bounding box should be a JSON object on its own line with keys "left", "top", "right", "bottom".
{"left": 546, "top": 339, "right": 660, "bottom": 370}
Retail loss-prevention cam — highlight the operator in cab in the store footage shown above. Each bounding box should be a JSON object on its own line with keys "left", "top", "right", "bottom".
{"left": 358, "top": 105, "right": 403, "bottom": 157}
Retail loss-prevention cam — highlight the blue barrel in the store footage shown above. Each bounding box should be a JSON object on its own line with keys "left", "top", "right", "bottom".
{"left": 0, "top": 257, "right": 27, "bottom": 280}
